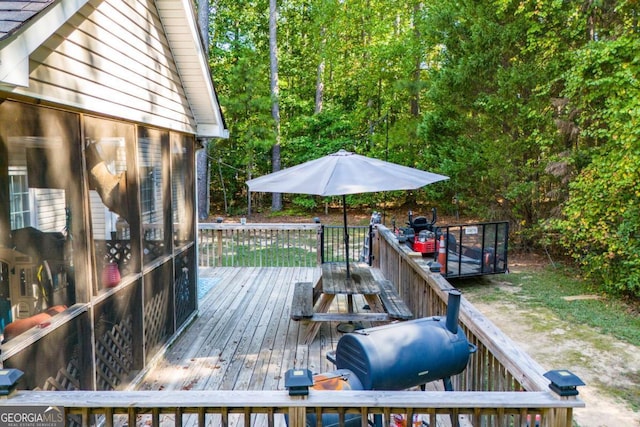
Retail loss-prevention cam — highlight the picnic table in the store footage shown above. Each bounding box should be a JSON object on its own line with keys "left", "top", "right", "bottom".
{"left": 291, "top": 262, "right": 413, "bottom": 344}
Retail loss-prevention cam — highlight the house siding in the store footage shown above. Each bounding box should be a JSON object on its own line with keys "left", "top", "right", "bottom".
{"left": 12, "top": 0, "right": 197, "bottom": 134}
{"left": 33, "top": 188, "right": 67, "bottom": 232}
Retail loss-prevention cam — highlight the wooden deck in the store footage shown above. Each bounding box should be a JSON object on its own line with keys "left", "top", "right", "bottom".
{"left": 137, "top": 267, "right": 389, "bottom": 393}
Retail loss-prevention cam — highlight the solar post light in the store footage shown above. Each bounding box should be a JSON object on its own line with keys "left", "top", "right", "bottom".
{"left": 0, "top": 368, "right": 24, "bottom": 397}
{"left": 429, "top": 261, "right": 442, "bottom": 272}
{"left": 285, "top": 368, "right": 313, "bottom": 396}
{"left": 544, "top": 370, "right": 585, "bottom": 397}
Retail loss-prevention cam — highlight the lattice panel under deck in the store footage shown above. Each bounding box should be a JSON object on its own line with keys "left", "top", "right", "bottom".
{"left": 175, "top": 266, "right": 191, "bottom": 327}
{"left": 42, "top": 358, "right": 81, "bottom": 391}
{"left": 95, "top": 315, "right": 134, "bottom": 390}
{"left": 144, "top": 287, "right": 169, "bottom": 353}
{"left": 34, "top": 349, "right": 83, "bottom": 426}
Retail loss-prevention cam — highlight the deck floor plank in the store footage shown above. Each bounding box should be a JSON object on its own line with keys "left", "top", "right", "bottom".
{"left": 230, "top": 266, "right": 290, "bottom": 391}
{"left": 260, "top": 267, "right": 310, "bottom": 391}
{"left": 138, "top": 267, "right": 398, "bottom": 393}
{"left": 184, "top": 267, "right": 268, "bottom": 391}
{"left": 202, "top": 267, "right": 279, "bottom": 391}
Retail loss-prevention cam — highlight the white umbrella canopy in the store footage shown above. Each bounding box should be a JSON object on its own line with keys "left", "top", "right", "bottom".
{"left": 246, "top": 149, "right": 449, "bottom": 277}
{"left": 246, "top": 149, "right": 449, "bottom": 196}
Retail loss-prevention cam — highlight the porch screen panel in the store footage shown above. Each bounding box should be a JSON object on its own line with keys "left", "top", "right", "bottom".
{"left": 84, "top": 116, "right": 140, "bottom": 291}
{"left": 175, "top": 245, "right": 196, "bottom": 328}
{"left": 0, "top": 100, "right": 81, "bottom": 339}
{"left": 171, "top": 133, "right": 195, "bottom": 249}
{"left": 138, "top": 127, "right": 170, "bottom": 264}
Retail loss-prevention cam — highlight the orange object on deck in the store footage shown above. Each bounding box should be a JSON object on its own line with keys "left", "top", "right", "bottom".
{"left": 312, "top": 370, "right": 362, "bottom": 391}
{"left": 438, "top": 234, "right": 446, "bottom": 274}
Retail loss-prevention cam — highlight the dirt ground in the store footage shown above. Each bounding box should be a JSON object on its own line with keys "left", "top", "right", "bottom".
{"left": 463, "top": 255, "right": 640, "bottom": 427}
{"left": 210, "top": 211, "right": 640, "bottom": 426}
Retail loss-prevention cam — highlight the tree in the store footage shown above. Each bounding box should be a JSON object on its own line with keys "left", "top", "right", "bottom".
{"left": 269, "top": 0, "right": 282, "bottom": 211}
{"left": 416, "top": 0, "right": 583, "bottom": 228}
{"left": 208, "top": 0, "right": 274, "bottom": 215}
{"left": 196, "top": 0, "right": 212, "bottom": 219}
{"left": 553, "top": 35, "right": 640, "bottom": 297}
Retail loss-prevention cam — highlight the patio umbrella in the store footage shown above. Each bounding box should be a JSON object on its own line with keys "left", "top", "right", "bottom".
{"left": 246, "top": 149, "right": 449, "bottom": 277}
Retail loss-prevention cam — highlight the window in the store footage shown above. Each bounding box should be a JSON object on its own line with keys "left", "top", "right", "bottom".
{"left": 8, "top": 168, "right": 30, "bottom": 230}
{"left": 140, "top": 166, "right": 157, "bottom": 217}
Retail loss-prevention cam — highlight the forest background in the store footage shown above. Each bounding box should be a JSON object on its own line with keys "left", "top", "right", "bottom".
{"left": 201, "top": 0, "right": 640, "bottom": 299}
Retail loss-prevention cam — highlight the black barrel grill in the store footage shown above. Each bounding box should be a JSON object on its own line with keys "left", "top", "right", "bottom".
{"left": 326, "top": 289, "right": 476, "bottom": 392}
{"left": 298, "top": 290, "right": 476, "bottom": 427}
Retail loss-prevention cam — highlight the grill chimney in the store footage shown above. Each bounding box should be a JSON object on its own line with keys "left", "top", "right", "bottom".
{"left": 445, "top": 289, "right": 461, "bottom": 334}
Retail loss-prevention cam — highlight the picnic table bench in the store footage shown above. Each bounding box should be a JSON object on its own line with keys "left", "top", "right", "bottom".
{"left": 290, "top": 263, "right": 413, "bottom": 343}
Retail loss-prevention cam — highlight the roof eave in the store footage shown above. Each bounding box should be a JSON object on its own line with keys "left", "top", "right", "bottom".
{"left": 156, "top": 0, "right": 228, "bottom": 139}
{"left": 0, "top": 0, "right": 90, "bottom": 87}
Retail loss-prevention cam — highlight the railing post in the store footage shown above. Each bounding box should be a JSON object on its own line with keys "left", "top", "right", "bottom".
{"left": 288, "top": 400, "right": 306, "bottom": 427}
{"left": 318, "top": 225, "right": 324, "bottom": 265}
{"left": 546, "top": 398, "right": 576, "bottom": 427}
{"left": 216, "top": 228, "right": 223, "bottom": 267}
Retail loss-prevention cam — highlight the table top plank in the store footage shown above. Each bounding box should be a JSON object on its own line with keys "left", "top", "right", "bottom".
{"left": 321, "top": 262, "right": 380, "bottom": 295}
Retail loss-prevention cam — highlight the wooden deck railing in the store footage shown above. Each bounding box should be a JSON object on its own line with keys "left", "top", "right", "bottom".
{"left": 198, "top": 223, "right": 323, "bottom": 267}
{"left": 197, "top": 222, "right": 369, "bottom": 267}
{"left": 2, "top": 389, "right": 580, "bottom": 427}
{"left": 0, "top": 223, "right": 584, "bottom": 426}
{"left": 373, "top": 225, "right": 551, "bottom": 391}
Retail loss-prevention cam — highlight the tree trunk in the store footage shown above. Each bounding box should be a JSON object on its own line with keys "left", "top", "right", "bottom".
{"left": 315, "top": 28, "right": 326, "bottom": 114}
{"left": 196, "top": 144, "right": 210, "bottom": 220}
{"left": 315, "top": 59, "right": 325, "bottom": 114}
{"left": 269, "top": 0, "right": 282, "bottom": 211}
{"left": 196, "top": 0, "right": 211, "bottom": 220}
{"left": 410, "top": 3, "right": 421, "bottom": 117}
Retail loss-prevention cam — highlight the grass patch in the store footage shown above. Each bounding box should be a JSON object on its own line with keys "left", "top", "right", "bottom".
{"left": 456, "top": 265, "right": 640, "bottom": 347}
{"left": 220, "top": 245, "right": 317, "bottom": 267}
{"left": 596, "top": 375, "right": 640, "bottom": 412}
{"left": 458, "top": 265, "right": 640, "bottom": 413}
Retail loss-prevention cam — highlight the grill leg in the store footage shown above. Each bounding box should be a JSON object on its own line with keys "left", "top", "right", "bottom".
{"left": 442, "top": 377, "right": 460, "bottom": 427}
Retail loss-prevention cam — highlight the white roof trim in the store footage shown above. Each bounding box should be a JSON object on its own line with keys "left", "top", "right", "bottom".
{"left": 0, "top": 0, "right": 89, "bottom": 87}
{"left": 156, "top": 0, "right": 228, "bottom": 139}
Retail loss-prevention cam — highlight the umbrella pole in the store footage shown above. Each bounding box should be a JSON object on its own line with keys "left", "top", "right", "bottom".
{"left": 337, "top": 195, "right": 361, "bottom": 333}
{"left": 343, "top": 194, "right": 350, "bottom": 279}
{"left": 336, "top": 194, "right": 364, "bottom": 333}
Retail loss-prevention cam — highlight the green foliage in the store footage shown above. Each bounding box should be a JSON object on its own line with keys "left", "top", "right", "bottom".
{"left": 285, "top": 106, "right": 358, "bottom": 161}
{"left": 207, "top": 0, "right": 640, "bottom": 298}
{"left": 550, "top": 35, "right": 640, "bottom": 297}
{"left": 424, "top": 0, "right": 568, "bottom": 220}
{"left": 291, "top": 195, "right": 318, "bottom": 210}
{"left": 553, "top": 148, "right": 640, "bottom": 297}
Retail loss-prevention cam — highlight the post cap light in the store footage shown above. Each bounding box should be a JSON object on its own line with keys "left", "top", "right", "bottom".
{"left": 284, "top": 369, "right": 313, "bottom": 396}
{"left": 0, "top": 368, "right": 24, "bottom": 396}
{"left": 544, "top": 370, "right": 585, "bottom": 397}
{"left": 429, "top": 261, "right": 442, "bottom": 272}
